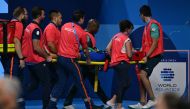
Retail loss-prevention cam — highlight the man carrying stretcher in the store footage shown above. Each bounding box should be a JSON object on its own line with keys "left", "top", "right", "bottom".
{"left": 63, "top": 19, "right": 111, "bottom": 109}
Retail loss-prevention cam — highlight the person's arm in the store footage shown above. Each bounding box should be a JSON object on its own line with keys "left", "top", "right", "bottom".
{"left": 43, "top": 44, "right": 57, "bottom": 59}
{"left": 146, "top": 38, "right": 158, "bottom": 57}
{"left": 143, "top": 23, "right": 159, "bottom": 62}
{"left": 140, "top": 47, "right": 142, "bottom": 51}
{"left": 32, "top": 29, "right": 51, "bottom": 61}
{"left": 142, "top": 38, "right": 158, "bottom": 63}
{"left": 80, "top": 33, "right": 90, "bottom": 64}
{"left": 125, "top": 39, "right": 132, "bottom": 58}
{"left": 14, "top": 38, "right": 23, "bottom": 59}
{"left": 131, "top": 43, "right": 137, "bottom": 53}
{"left": 146, "top": 23, "right": 159, "bottom": 57}
{"left": 106, "top": 39, "right": 112, "bottom": 55}
{"left": 45, "top": 28, "right": 57, "bottom": 54}
{"left": 32, "top": 40, "right": 49, "bottom": 58}
{"left": 14, "top": 22, "right": 25, "bottom": 68}
{"left": 47, "top": 42, "right": 57, "bottom": 54}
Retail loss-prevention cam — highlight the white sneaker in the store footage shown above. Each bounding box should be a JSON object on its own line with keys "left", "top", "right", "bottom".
{"left": 64, "top": 105, "right": 75, "bottom": 109}
{"left": 106, "top": 101, "right": 115, "bottom": 109}
{"left": 142, "top": 100, "right": 156, "bottom": 109}
{"left": 128, "top": 103, "right": 143, "bottom": 109}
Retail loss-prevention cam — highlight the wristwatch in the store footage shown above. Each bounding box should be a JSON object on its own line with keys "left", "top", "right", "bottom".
{"left": 19, "top": 57, "right": 25, "bottom": 60}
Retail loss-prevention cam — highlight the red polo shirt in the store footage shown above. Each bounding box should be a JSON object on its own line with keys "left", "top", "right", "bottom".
{"left": 44, "top": 22, "right": 60, "bottom": 53}
{"left": 58, "top": 22, "right": 87, "bottom": 58}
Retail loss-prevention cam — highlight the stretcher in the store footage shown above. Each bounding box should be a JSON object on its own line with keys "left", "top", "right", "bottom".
{"left": 52, "top": 59, "right": 144, "bottom": 92}
{"left": 0, "top": 44, "right": 144, "bottom": 92}
{"left": 52, "top": 51, "right": 145, "bottom": 92}
{"left": 77, "top": 60, "right": 145, "bottom": 92}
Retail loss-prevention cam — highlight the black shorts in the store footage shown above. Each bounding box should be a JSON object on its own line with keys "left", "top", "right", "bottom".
{"left": 112, "top": 61, "right": 131, "bottom": 94}
{"left": 140, "top": 54, "right": 162, "bottom": 77}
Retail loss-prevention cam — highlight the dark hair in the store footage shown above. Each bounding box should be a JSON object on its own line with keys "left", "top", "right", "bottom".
{"left": 49, "top": 10, "right": 60, "bottom": 20}
{"left": 119, "top": 20, "right": 134, "bottom": 32}
{"left": 72, "top": 10, "right": 85, "bottom": 22}
{"left": 13, "top": 6, "right": 25, "bottom": 18}
{"left": 140, "top": 5, "right": 152, "bottom": 17}
{"left": 32, "top": 6, "right": 44, "bottom": 19}
{"left": 88, "top": 19, "right": 99, "bottom": 28}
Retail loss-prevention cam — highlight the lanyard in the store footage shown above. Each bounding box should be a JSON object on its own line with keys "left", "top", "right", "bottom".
{"left": 72, "top": 23, "right": 80, "bottom": 47}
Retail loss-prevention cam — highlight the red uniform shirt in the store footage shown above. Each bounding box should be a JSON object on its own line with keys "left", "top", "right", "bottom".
{"left": 44, "top": 22, "right": 60, "bottom": 53}
{"left": 11, "top": 19, "right": 23, "bottom": 40}
{"left": 58, "top": 22, "right": 87, "bottom": 58}
{"left": 22, "top": 21, "right": 45, "bottom": 63}
{"left": 110, "top": 33, "right": 131, "bottom": 66}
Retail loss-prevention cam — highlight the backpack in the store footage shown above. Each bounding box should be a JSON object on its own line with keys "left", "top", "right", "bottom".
{"left": 0, "top": 19, "right": 18, "bottom": 54}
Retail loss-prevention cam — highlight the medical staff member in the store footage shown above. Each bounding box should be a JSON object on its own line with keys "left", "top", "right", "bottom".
{"left": 63, "top": 19, "right": 110, "bottom": 109}
{"left": 106, "top": 20, "right": 133, "bottom": 109}
{"left": 47, "top": 10, "right": 102, "bottom": 109}
{"left": 1, "top": 7, "right": 25, "bottom": 77}
{"left": 129, "top": 5, "right": 164, "bottom": 109}
{"left": 1, "top": 7, "right": 28, "bottom": 109}
{"left": 22, "top": 6, "right": 53, "bottom": 109}
{"left": 43, "top": 10, "right": 62, "bottom": 85}
{"left": 44, "top": 10, "right": 62, "bottom": 54}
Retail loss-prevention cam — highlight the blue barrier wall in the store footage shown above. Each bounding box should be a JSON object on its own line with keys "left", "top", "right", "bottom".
{"left": 0, "top": 0, "right": 189, "bottom": 100}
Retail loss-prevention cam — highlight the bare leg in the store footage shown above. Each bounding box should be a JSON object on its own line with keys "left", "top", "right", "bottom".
{"left": 140, "top": 70, "right": 155, "bottom": 100}
{"left": 116, "top": 103, "right": 122, "bottom": 109}
{"left": 139, "top": 79, "right": 147, "bottom": 105}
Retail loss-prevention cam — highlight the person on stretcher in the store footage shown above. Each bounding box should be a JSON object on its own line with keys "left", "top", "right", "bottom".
{"left": 79, "top": 19, "right": 106, "bottom": 62}
{"left": 106, "top": 20, "right": 134, "bottom": 109}
{"left": 63, "top": 19, "right": 111, "bottom": 109}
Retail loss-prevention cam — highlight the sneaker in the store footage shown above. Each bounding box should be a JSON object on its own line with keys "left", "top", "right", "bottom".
{"left": 128, "top": 103, "right": 143, "bottom": 109}
{"left": 63, "top": 105, "right": 75, "bottom": 109}
{"left": 142, "top": 100, "right": 156, "bottom": 109}
{"left": 106, "top": 101, "right": 115, "bottom": 109}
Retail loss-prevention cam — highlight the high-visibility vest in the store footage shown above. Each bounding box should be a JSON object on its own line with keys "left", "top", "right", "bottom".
{"left": 22, "top": 22, "right": 45, "bottom": 63}
{"left": 142, "top": 19, "right": 164, "bottom": 58}
{"left": 110, "top": 33, "right": 131, "bottom": 65}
